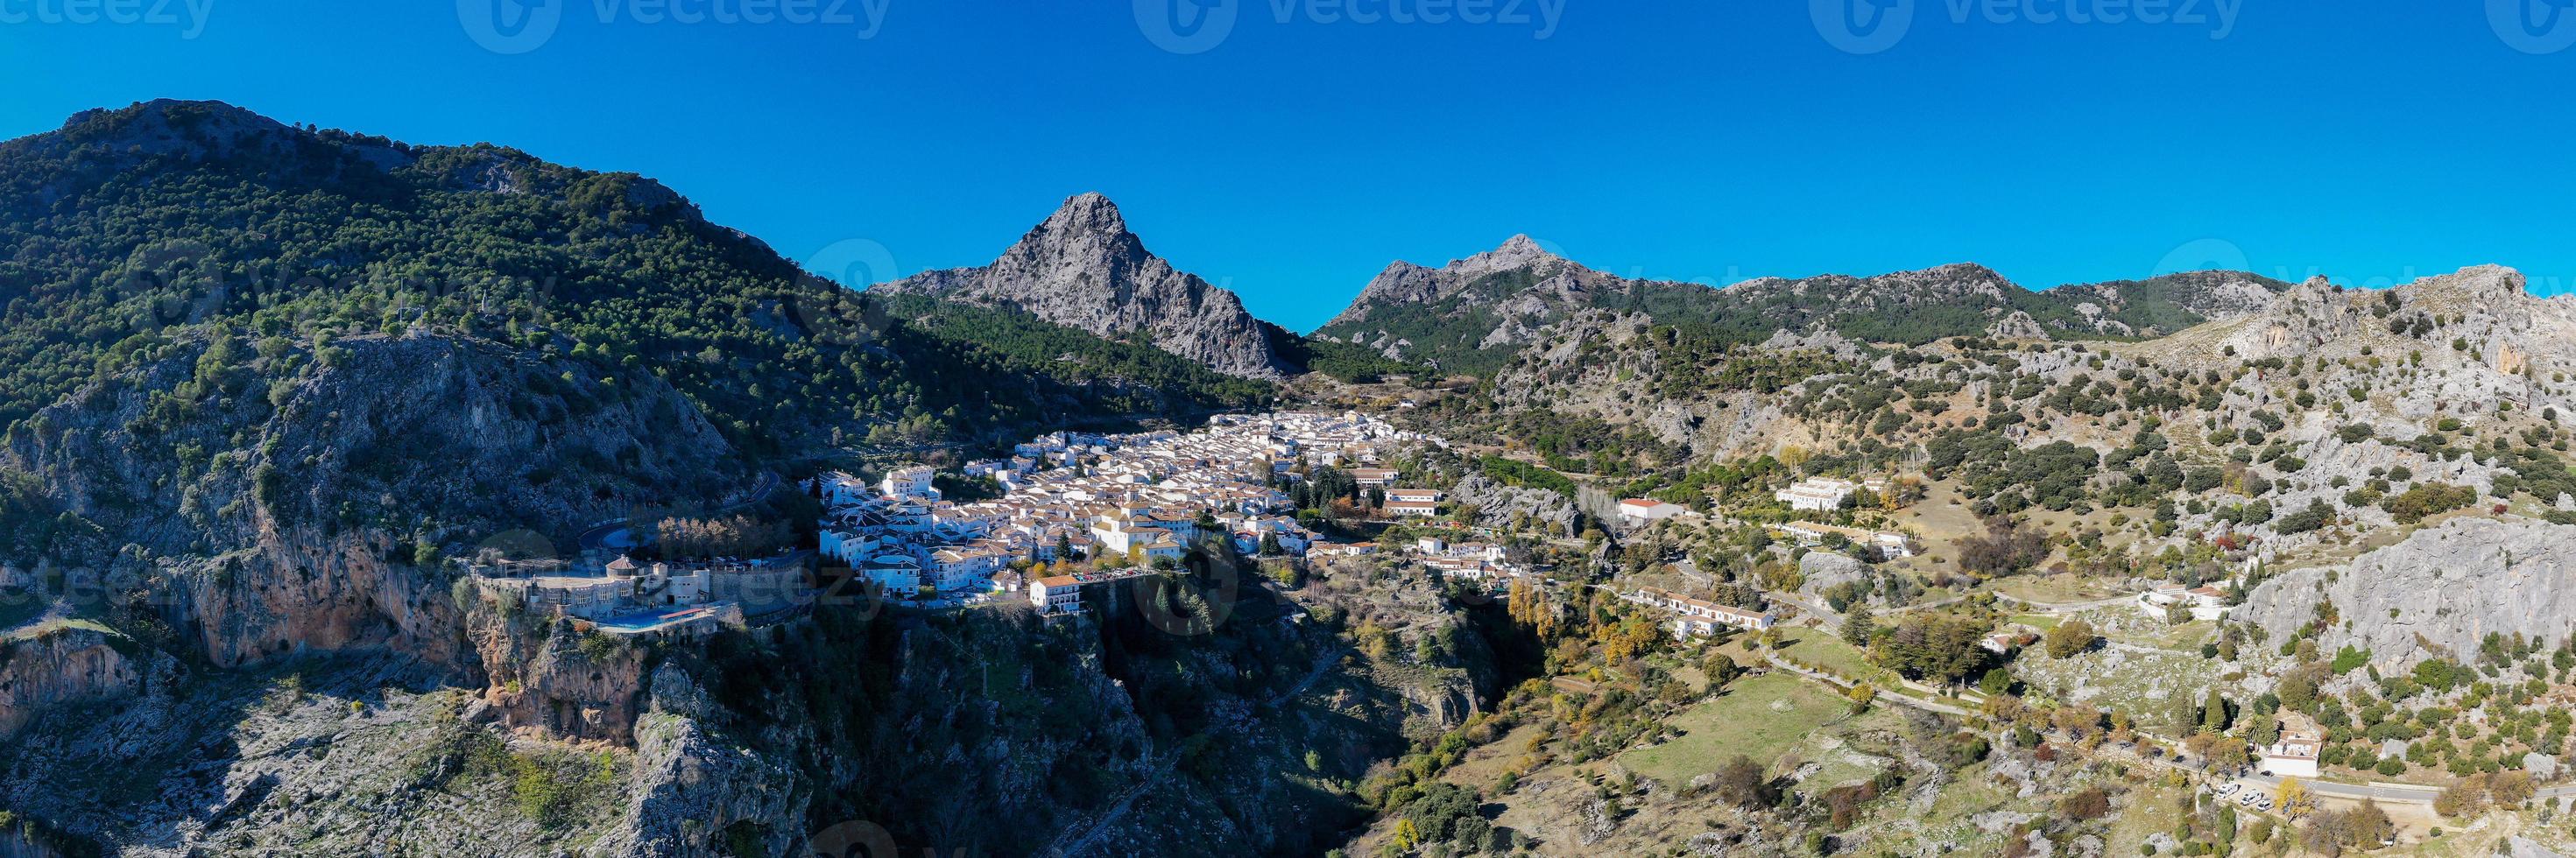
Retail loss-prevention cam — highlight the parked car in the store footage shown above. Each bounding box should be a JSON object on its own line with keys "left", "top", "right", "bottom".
{"left": 2215, "top": 783, "right": 2241, "bottom": 796}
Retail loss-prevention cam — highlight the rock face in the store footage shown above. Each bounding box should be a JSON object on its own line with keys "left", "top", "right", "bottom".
{"left": 2234, "top": 517, "right": 2576, "bottom": 667}
{"left": 1313, "top": 236, "right": 1633, "bottom": 372}
{"left": 1798, "top": 552, "right": 1868, "bottom": 603}
{"left": 1323, "top": 235, "right": 1604, "bottom": 331}
{"left": 880, "top": 193, "right": 1294, "bottom": 379}
{"left": 1449, "top": 471, "right": 1582, "bottom": 537}
{"left": 3, "top": 331, "right": 746, "bottom": 672}
{"left": 0, "top": 624, "right": 175, "bottom": 739}
{"left": 2502, "top": 836, "right": 2571, "bottom": 858}
{"left": 594, "top": 663, "right": 800, "bottom": 858}
{"left": 462, "top": 590, "right": 654, "bottom": 743}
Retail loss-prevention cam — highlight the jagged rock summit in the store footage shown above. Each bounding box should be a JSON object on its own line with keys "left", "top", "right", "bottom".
{"left": 879, "top": 192, "right": 1295, "bottom": 379}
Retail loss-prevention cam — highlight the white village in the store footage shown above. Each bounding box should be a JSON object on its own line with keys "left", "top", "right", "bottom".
{"left": 814, "top": 410, "right": 1554, "bottom": 616}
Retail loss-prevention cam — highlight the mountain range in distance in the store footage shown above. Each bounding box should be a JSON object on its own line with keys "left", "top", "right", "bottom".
{"left": 15, "top": 98, "right": 2535, "bottom": 392}
{"left": 860, "top": 188, "right": 2481, "bottom": 383}
{"left": 15, "top": 98, "right": 2576, "bottom": 858}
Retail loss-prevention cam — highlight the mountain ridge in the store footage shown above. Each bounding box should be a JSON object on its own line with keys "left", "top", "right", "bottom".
{"left": 1312, "top": 233, "right": 2302, "bottom": 373}
{"left": 879, "top": 192, "right": 1298, "bottom": 380}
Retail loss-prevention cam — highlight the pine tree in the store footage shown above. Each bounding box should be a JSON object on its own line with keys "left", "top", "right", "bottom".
{"left": 1841, "top": 606, "right": 1876, "bottom": 648}
{"left": 2201, "top": 689, "right": 2231, "bottom": 735}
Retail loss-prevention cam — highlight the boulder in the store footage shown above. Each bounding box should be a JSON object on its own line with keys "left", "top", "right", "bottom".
{"left": 2501, "top": 836, "right": 2569, "bottom": 858}
{"left": 1798, "top": 552, "right": 1868, "bottom": 602}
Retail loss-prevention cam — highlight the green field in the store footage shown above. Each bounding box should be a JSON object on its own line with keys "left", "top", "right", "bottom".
{"left": 1772, "top": 627, "right": 1900, "bottom": 686}
{"left": 1619, "top": 672, "right": 1851, "bottom": 787}
{"left": 2008, "top": 613, "right": 2063, "bottom": 630}
{"left": 1994, "top": 574, "right": 2121, "bottom": 604}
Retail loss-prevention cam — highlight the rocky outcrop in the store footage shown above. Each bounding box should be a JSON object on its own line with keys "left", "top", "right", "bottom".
{"left": 0, "top": 623, "right": 175, "bottom": 739}
{"left": 1450, "top": 471, "right": 1582, "bottom": 537}
{"left": 880, "top": 193, "right": 1294, "bottom": 379}
{"left": 1323, "top": 235, "right": 1602, "bottom": 330}
{"left": 1798, "top": 552, "right": 1868, "bottom": 603}
{"left": 462, "top": 588, "right": 653, "bottom": 743}
{"left": 4, "top": 330, "right": 745, "bottom": 672}
{"left": 2502, "top": 836, "right": 2571, "bottom": 858}
{"left": 0, "top": 655, "right": 630, "bottom": 855}
{"left": 2234, "top": 517, "right": 2576, "bottom": 668}
{"left": 594, "top": 663, "right": 800, "bottom": 858}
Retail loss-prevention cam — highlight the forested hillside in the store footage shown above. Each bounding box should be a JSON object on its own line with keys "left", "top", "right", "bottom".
{"left": 1314, "top": 236, "right": 2292, "bottom": 375}
{"left": 0, "top": 100, "right": 1263, "bottom": 457}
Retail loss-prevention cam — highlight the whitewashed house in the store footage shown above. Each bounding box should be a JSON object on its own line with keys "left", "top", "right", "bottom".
{"left": 1617, "top": 498, "right": 1686, "bottom": 525}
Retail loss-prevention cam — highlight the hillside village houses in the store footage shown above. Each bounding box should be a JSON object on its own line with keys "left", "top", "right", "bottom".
{"left": 1621, "top": 586, "right": 1777, "bottom": 640}
{"left": 1616, "top": 497, "right": 1686, "bottom": 526}
{"left": 818, "top": 411, "right": 1424, "bottom": 609}
{"left": 2259, "top": 728, "right": 2325, "bottom": 778}
{"left": 1779, "top": 520, "right": 1916, "bottom": 560}
{"left": 1384, "top": 488, "right": 1444, "bottom": 517}
{"left": 1400, "top": 534, "right": 1535, "bottom": 586}
{"left": 1775, "top": 476, "right": 1889, "bottom": 512}
{"left": 468, "top": 553, "right": 806, "bottom": 637}
{"left": 2138, "top": 580, "right": 2232, "bottom": 621}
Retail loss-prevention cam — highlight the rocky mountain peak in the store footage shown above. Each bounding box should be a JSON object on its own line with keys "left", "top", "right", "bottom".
{"left": 24, "top": 99, "right": 300, "bottom": 164}
{"left": 1316, "top": 236, "right": 1597, "bottom": 336}
{"left": 880, "top": 194, "right": 1292, "bottom": 379}
{"left": 1448, "top": 234, "right": 1577, "bottom": 279}
{"left": 1038, "top": 191, "right": 1129, "bottom": 236}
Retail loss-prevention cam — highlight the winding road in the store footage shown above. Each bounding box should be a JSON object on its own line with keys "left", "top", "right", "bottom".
{"left": 1761, "top": 650, "right": 1973, "bottom": 718}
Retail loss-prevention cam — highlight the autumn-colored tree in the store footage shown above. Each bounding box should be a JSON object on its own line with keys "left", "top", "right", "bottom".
{"left": 2043, "top": 619, "right": 2099, "bottom": 659}
{"left": 2492, "top": 769, "right": 2536, "bottom": 804}
{"left": 1712, "top": 755, "right": 1773, "bottom": 809}
{"left": 2434, "top": 773, "right": 2490, "bottom": 817}
{"left": 2276, "top": 777, "right": 2317, "bottom": 818}
{"left": 2052, "top": 703, "right": 2101, "bottom": 740}
{"left": 2056, "top": 786, "right": 2111, "bottom": 819}
{"left": 1506, "top": 579, "right": 1561, "bottom": 639}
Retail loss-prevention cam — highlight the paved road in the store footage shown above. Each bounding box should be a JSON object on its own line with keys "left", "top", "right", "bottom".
{"left": 1762, "top": 651, "right": 1973, "bottom": 718}
{"left": 1994, "top": 592, "right": 2138, "bottom": 613}
{"left": 2237, "top": 772, "right": 2438, "bottom": 804}
{"left": 2106, "top": 737, "right": 2447, "bottom": 806}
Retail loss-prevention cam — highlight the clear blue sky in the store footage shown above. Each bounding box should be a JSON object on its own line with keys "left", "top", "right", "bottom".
{"left": 4, "top": 3, "right": 2573, "bottom": 330}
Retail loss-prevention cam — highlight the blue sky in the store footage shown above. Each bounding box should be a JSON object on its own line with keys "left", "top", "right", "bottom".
{"left": 4, "top": 2, "right": 2573, "bottom": 330}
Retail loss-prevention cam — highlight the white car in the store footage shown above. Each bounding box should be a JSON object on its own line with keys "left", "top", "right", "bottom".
{"left": 2215, "top": 783, "right": 2241, "bottom": 797}
{"left": 2237, "top": 791, "right": 2261, "bottom": 806}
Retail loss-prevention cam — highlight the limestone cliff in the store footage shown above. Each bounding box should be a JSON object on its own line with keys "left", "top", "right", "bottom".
{"left": 0, "top": 623, "right": 175, "bottom": 739}
{"left": 2, "top": 330, "right": 747, "bottom": 672}
{"left": 2234, "top": 517, "right": 2576, "bottom": 667}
